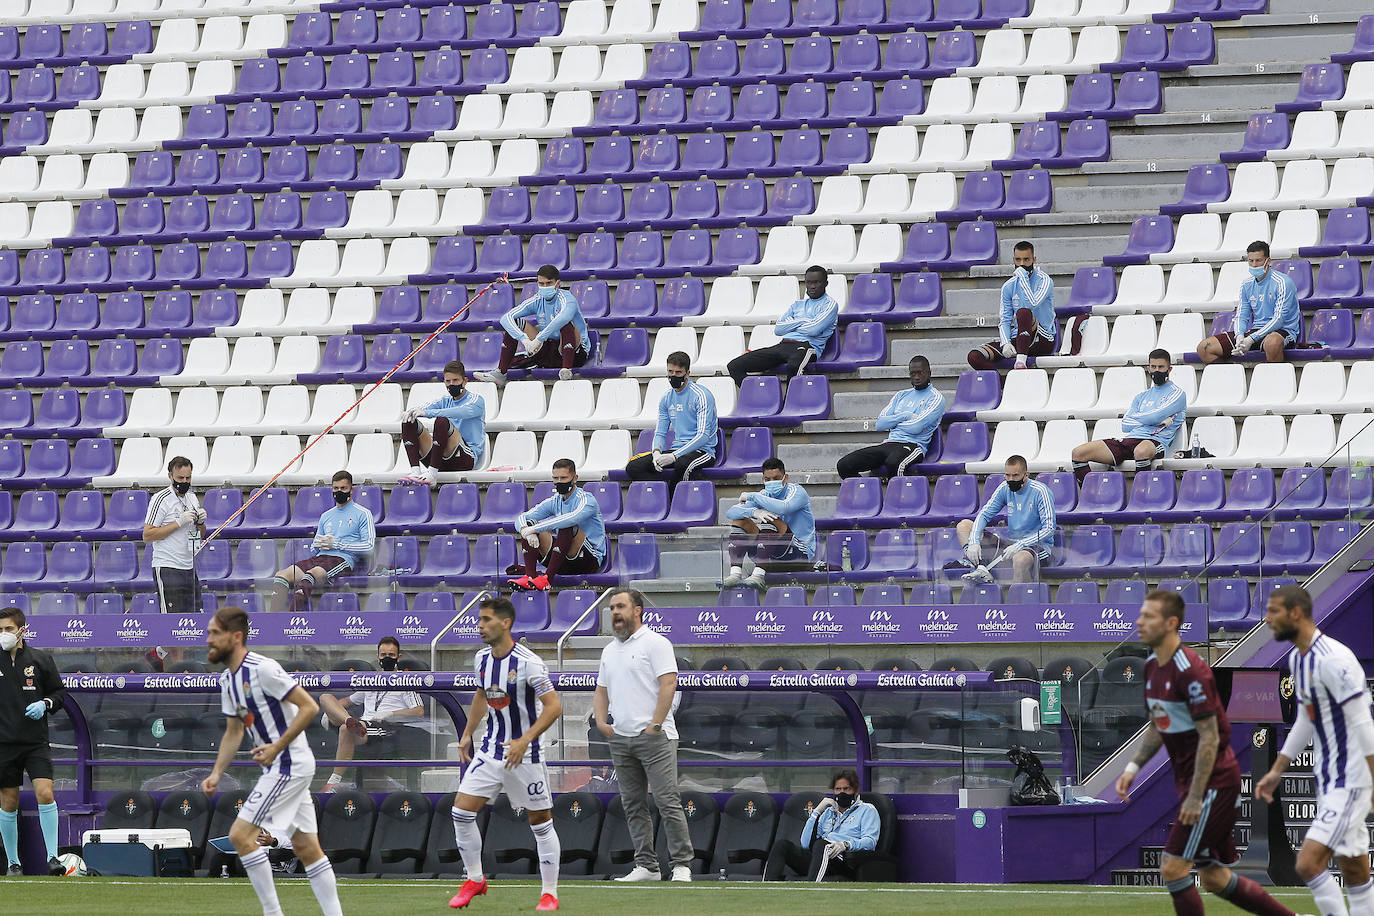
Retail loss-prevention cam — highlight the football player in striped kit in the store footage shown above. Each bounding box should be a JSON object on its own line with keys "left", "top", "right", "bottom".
{"left": 449, "top": 597, "right": 564, "bottom": 912}
{"left": 201, "top": 606, "right": 344, "bottom": 916}
{"left": 1257, "top": 584, "right": 1374, "bottom": 916}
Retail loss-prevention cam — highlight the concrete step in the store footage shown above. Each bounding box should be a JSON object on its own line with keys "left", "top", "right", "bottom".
{"left": 1214, "top": 30, "right": 1353, "bottom": 65}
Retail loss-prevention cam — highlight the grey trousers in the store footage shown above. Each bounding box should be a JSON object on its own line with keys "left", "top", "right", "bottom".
{"left": 608, "top": 731, "right": 693, "bottom": 871}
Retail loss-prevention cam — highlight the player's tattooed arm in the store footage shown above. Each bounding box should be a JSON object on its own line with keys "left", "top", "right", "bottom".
{"left": 1129, "top": 723, "right": 1164, "bottom": 768}
{"left": 1181, "top": 715, "right": 1220, "bottom": 824}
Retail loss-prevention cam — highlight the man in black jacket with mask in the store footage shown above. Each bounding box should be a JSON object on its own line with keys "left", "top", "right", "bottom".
{"left": 319, "top": 636, "right": 423, "bottom": 793}
{"left": 764, "top": 768, "right": 881, "bottom": 881}
{"left": 0, "top": 607, "right": 66, "bottom": 876}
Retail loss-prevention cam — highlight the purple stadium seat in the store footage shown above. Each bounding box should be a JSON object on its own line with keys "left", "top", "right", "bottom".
{"left": 1063, "top": 472, "right": 1124, "bottom": 521}
{"left": 1277, "top": 63, "right": 1345, "bottom": 113}
{"left": 1333, "top": 14, "right": 1374, "bottom": 64}
{"left": 1206, "top": 578, "right": 1251, "bottom": 628}
{"left": 1057, "top": 524, "right": 1116, "bottom": 576}
{"left": 815, "top": 321, "right": 885, "bottom": 373}
{"left": 1269, "top": 467, "right": 1326, "bottom": 521}
{"left": 40, "top": 541, "right": 92, "bottom": 587}
{"left": 925, "top": 474, "right": 978, "bottom": 525}
{"left": 1, "top": 341, "right": 43, "bottom": 380}
{"left": 824, "top": 478, "right": 883, "bottom": 529}
{"left": 815, "top": 585, "right": 857, "bottom": 606}
{"left": 1262, "top": 522, "right": 1314, "bottom": 573}
{"left": 1155, "top": 0, "right": 1218, "bottom": 23}
{"left": 722, "top": 377, "right": 781, "bottom": 427}
{"left": 1042, "top": 118, "right": 1110, "bottom": 168}
{"left": 822, "top": 127, "right": 870, "bottom": 167}
{"left": 939, "top": 171, "right": 1005, "bottom": 221}
{"left": 13, "top": 491, "right": 59, "bottom": 537}
{"left": 1219, "top": 111, "right": 1288, "bottom": 163}
{"left": 1313, "top": 520, "right": 1360, "bottom": 564}
{"left": 1103, "top": 23, "right": 1169, "bottom": 72}
{"left": 700, "top": 426, "right": 772, "bottom": 479}
{"left": 1056, "top": 581, "right": 1100, "bottom": 604}
{"left": 1162, "top": 163, "right": 1230, "bottom": 216}
{"left": 1304, "top": 208, "right": 1373, "bottom": 258}
{"left": 1308, "top": 257, "right": 1363, "bottom": 308}
{"left": 1211, "top": 522, "right": 1263, "bottom": 574}
{"left": 592, "top": 89, "right": 639, "bottom": 131}
{"left": 4, "top": 109, "right": 47, "bottom": 147}
{"left": 1105, "top": 70, "right": 1164, "bottom": 120}
{"left": 55, "top": 293, "right": 100, "bottom": 334}
{"left": 1104, "top": 215, "right": 1175, "bottom": 267}
{"left": 986, "top": 170, "right": 1053, "bottom": 220}
{"left": 642, "top": 87, "right": 686, "bottom": 128}
{"left": 1309, "top": 309, "right": 1353, "bottom": 351}
{"left": 1157, "top": 523, "right": 1212, "bottom": 574}
{"left": 1216, "top": 467, "right": 1275, "bottom": 522}
{"left": 1054, "top": 73, "right": 1115, "bottom": 121}
{"left": 1274, "top": 259, "right": 1312, "bottom": 299}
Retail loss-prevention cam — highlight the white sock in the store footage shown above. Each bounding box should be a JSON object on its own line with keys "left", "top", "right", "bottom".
{"left": 452, "top": 807, "right": 484, "bottom": 881}
{"left": 751, "top": 566, "right": 766, "bottom": 577}
{"left": 532, "top": 819, "right": 560, "bottom": 898}
{"left": 1307, "top": 870, "right": 1349, "bottom": 916}
{"left": 728, "top": 565, "right": 742, "bottom": 578}
{"left": 241, "top": 849, "right": 283, "bottom": 916}
{"left": 304, "top": 856, "right": 344, "bottom": 916}
{"left": 1349, "top": 879, "right": 1374, "bottom": 916}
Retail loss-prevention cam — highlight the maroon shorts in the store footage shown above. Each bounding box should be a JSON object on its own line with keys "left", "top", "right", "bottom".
{"left": 1103, "top": 437, "right": 1164, "bottom": 466}
{"left": 291, "top": 554, "right": 351, "bottom": 582}
{"left": 1163, "top": 784, "right": 1241, "bottom": 867}
{"left": 1213, "top": 329, "right": 1294, "bottom": 356}
{"left": 553, "top": 545, "right": 603, "bottom": 575}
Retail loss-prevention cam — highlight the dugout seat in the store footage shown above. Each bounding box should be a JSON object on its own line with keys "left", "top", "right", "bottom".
{"left": 656, "top": 790, "right": 719, "bottom": 875}
{"left": 157, "top": 791, "right": 212, "bottom": 866}
{"left": 366, "top": 791, "right": 433, "bottom": 875}
{"left": 317, "top": 789, "right": 377, "bottom": 874}
{"left": 710, "top": 792, "right": 778, "bottom": 878}
{"left": 552, "top": 791, "right": 603, "bottom": 877}
{"left": 418, "top": 793, "right": 489, "bottom": 878}
{"left": 101, "top": 790, "right": 156, "bottom": 831}
{"left": 200, "top": 789, "right": 251, "bottom": 878}
{"left": 487, "top": 794, "right": 538, "bottom": 877}
{"left": 766, "top": 792, "right": 826, "bottom": 879}
{"left": 590, "top": 795, "right": 658, "bottom": 879}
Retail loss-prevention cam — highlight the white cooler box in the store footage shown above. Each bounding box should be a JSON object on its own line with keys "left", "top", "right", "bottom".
{"left": 82, "top": 828, "right": 195, "bottom": 877}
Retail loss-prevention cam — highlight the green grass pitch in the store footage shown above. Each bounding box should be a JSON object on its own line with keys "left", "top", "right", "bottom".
{"left": 3, "top": 878, "right": 1320, "bottom": 915}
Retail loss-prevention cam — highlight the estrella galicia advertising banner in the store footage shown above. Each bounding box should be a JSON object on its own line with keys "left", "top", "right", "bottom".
{"left": 29, "top": 605, "right": 1182, "bottom": 650}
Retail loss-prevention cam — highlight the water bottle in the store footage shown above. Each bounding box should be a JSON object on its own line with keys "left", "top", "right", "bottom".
{"left": 221, "top": 864, "right": 229, "bottom": 878}
{"left": 718, "top": 868, "right": 727, "bottom": 881}
{"left": 840, "top": 545, "right": 852, "bottom": 572}
{"left": 1190, "top": 432, "right": 1201, "bottom": 459}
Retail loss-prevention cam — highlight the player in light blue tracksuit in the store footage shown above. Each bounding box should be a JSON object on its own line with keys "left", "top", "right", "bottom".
{"left": 509, "top": 458, "right": 608, "bottom": 591}
{"left": 727, "top": 266, "right": 839, "bottom": 385}
{"left": 1197, "top": 240, "right": 1302, "bottom": 364}
{"left": 722, "top": 458, "right": 816, "bottom": 590}
{"left": 837, "top": 355, "right": 946, "bottom": 479}
{"left": 1073, "top": 347, "right": 1188, "bottom": 482}
{"left": 969, "top": 242, "right": 1072, "bottom": 370}
{"left": 625, "top": 351, "right": 719, "bottom": 488}
{"left": 399, "top": 358, "right": 486, "bottom": 485}
{"left": 477, "top": 264, "right": 591, "bottom": 385}
{"left": 948, "top": 453, "right": 1056, "bottom": 584}
{"left": 269, "top": 470, "right": 376, "bottom": 612}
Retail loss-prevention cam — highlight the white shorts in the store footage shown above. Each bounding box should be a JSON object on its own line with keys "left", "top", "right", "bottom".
{"left": 238, "top": 771, "right": 318, "bottom": 839}
{"left": 457, "top": 754, "right": 552, "bottom": 811}
{"left": 1305, "top": 786, "right": 1373, "bottom": 858}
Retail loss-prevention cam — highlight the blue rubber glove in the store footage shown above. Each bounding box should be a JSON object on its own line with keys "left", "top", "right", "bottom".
{"left": 24, "top": 701, "right": 45, "bottom": 720}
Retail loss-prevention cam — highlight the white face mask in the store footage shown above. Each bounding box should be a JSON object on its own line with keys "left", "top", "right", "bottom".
{"left": 0, "top": 631, "right": 19, "bottom": 652}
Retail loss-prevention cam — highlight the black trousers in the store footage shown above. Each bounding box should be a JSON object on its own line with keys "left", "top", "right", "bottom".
{"left": 624, "top": 449, "right": 712, "bottom": 489}
{"left": 837, "top": 441, "right": 923, "bottom": 480}
{"left": 153, "top": 566, "right": 203, "bottom": 615}
{"left": 727, "top": 339, "right": 815, "bottom": 386}
{"left": 764, "top": 836, "right": 879, "bottom": 881}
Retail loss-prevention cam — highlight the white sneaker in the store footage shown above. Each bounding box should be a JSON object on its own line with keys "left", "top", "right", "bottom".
{"left": 722, "top": 567, "right": 743, "bottom": 588}
{"left": 670, "top": 866, "right": 692, "bottom": 883}
{"left": 614, "top": 866, "right": 661, "bottom": 882}
{"left": 1014, "top": 355, "right": 1028, "bottom": 370}
{"left": 474, "top": 370, "right": 506, "bottom": 387}
{"left": 398, "top": 467, "right": 431, "bottom": 486}
{"left": 742, "top": 571, "right": 767, "bottom": 591}
{"left": 557, "top": 367, "right": 572, "bottom": 381}
{"left": 322, "top": 774, "right": 344, "bottom": 793}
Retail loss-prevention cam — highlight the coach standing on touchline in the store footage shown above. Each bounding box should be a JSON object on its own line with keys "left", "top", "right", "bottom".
{"left": 594, "top": 588, "right": 693, "bottom": 883}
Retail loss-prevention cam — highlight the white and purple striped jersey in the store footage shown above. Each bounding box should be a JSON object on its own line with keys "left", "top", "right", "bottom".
{"left": 219, "top": 651, "right": 315, "bottom": 778}
{"left": 1285, "top": 631, "right": 1374, "bottom": 794}
{"left": 474, "top": 644, "right": 555, "bottom": 764}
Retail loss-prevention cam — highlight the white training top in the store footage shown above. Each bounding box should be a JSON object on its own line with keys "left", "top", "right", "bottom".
{"left": 1283, "top": 630, "right": 1374, "bottom": 795}
{"left": 597, "top": 624, "right": 679, "bottom": 739}
{"left": 219, "top": 651, "right": 315, "bottom": 778}
{"left": 349, "top": 688, "right": 423, "bottom": 721}
{"left": 474, "top": 643, "right": 555, "bottom": 764}
{"left": 144, "top": 485, "right": 201, "bottom": 570}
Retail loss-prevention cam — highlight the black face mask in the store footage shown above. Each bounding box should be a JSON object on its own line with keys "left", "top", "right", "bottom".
{"left": 333, "top": 491, "right": 350, "bottom": 505}
{"left": 555, "top": 481, "right": 575, "bottom": 496}
{"left": 378, "top": 656, "right": 398, "bottom": 672}
{"left": 173, "top": 481, "right": 190, "bottom": 495}
{"left": 911, "top": 380, "right": 929, "bottom": 390}
{"left": 834, "top": 792, "right": 855, "bottom": 810}
{"left": 668, "top": 375, "right": 687, "bottom": 390}
{"left": 1150, "top": 370, "right": 1169, "bottom": 386}
{"left": 447, "top": 384, "right": 465, "bottom": 399}
{"left": 1006, "top": 478, "right": 1025, "bottom": 493}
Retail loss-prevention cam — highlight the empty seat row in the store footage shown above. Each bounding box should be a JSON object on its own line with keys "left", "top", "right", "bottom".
{"left": 3, "top": 104, "right": 184, "bottom": 155}
{"left": 0, "top": 289, "right": 234, "bottom": 341}
{"left": 800, "top": 169, "right": 1051, "bottom": 227}
{"left": 825, "top": 466, "right": 1374, "bottom": 532}
{"left": 278, "top": 4, "right": 566, "bottom": 53}
{"left": 0, "top": 336, "right": 186, "bottom": 385}
{"left": 855, "top": 118, "right": 1107, "bottom": 174}
{"left": 1109, "top": 208, "right": 1349, "bottom": 267}
{"left": 1167, "top": 157, "right": 1374, "bottom": 216}
{"left": 0, "top": 65, "right": 106, "bottom": 110}
{"left": 2, "top": 239, "right": 295, "bottom": 294}
{"left": 0, "top": 152, "right": 130, "bottom": 202}
{"left": 83, "top": 59, "right": 232, "bottom": 109}
{"left": 0, "top": 20, "right": 153, "bottom": 68}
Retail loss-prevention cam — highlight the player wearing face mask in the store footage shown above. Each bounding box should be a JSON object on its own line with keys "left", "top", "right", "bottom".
{"left": 1072, "top": 348, "right": 1187, "bottom": 483}
{"left": 764, "top": 769, "right": 881, "bottom": 882}
{"left": 475, "top": 265, "right": 590, "bottom": 387}
{"left": 947, "top": 454, "right": 1057, "bottom": 585}
{"left": 508, "top": 458, "right": 608, "bottom": 591}
{"left": 0, "top": 607, "right": 66, "bottom": 877}
{"left": 722, "top": 457, "right": 816, "bottom": 590}
{"left": 267, "top": 470, "right": 376, "bottom": 613}
{"left": 837, "top": 355, "right": 945, "bottom": 480}
{"left": 624, "top": 351, "right": 719, "bottom": 489}
{"left": 399, "top": 359, "right": 487, "bottom": 488}
{"left": 1196, "top": 240, "right": 1301, "bottom": 364}
{"left": 320, "top": 637, "right": 424, "bottom": 793}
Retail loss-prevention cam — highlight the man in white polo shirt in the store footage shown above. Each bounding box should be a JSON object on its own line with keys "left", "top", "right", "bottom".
{"left": 594, "top": 587, "right": 693, "bottom": 883}
{"left": 319, "top": 636, "right": 423, "bottom": 793}
{"left": 142, "top": 455, "right": 206, "bottom": 670}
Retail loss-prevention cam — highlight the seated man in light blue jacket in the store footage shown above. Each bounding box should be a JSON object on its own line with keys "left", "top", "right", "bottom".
{"left": 764, "top": 769, "right": 882, "bottom": 881}
{"left": 947, "top": 454, "right": 1057, "bottom": 584}
{"left": 508, "top": 458, "right": 608, "bottom": 592}
{"left": 476, "top": 264, "right": 590, "bottom": 385}
{"left": 722, "top": 457, "right": 816, "bottom": 590}
{"left": 837, "top": 355, "right": 945, "bottom": 480}
{"left": 727, "top": 266, "right": 839, "bottom": 386}
{"left": 1071, "top": 347, "right": 1187, "bottom": 483}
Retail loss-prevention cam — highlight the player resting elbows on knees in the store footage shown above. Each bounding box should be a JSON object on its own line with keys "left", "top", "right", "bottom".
{"left": 267, "top": 470, "right": 375, "bottom": 613}
{"left": 722, "top": 458, "right": 816, "bottom": 591}
{"left": 475, "top": 265, "right": 590, "bottom": 387}
{"left": 945, "top": 454, "right": 1055, "bottom": 585}
{"left": 399, "top": 359, "right": 486, "bottom": 487}
{"left": 508, "top": 458, "right": 608, "bottom": 592}
{"left": 1072, "top": 348, "right": 1187, "bottom": 483}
